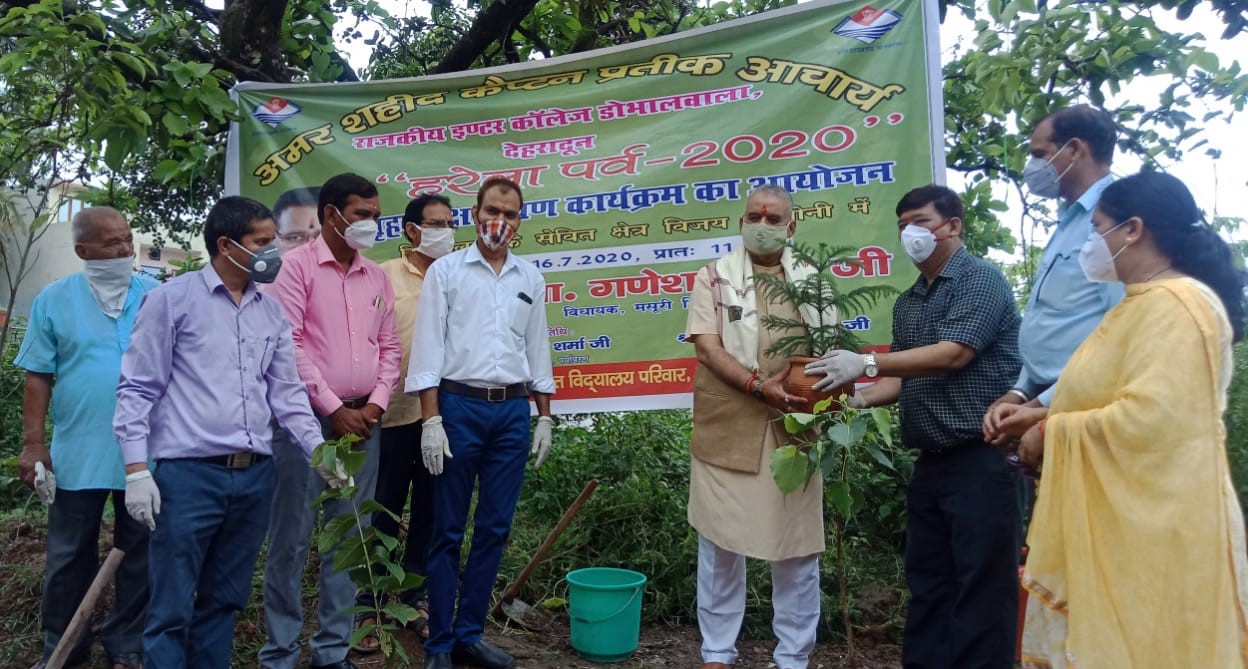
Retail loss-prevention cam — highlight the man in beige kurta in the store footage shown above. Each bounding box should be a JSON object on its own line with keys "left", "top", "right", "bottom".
{"left": 685, "top": 185, "right": 826, "bottom": 669}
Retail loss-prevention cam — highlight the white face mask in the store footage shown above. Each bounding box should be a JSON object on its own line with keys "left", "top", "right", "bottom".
{"left": 1023, "top": 139, "right": 1074, "bottom": 199}
{"left": 900, "top": 220, "right": 951, "bottom": 264}
{"left": 83, "top": 256, "right": 134, "bottom": 318}
{"left": 741, "top": 221, "right": 789, "bottom": 255}
{"left": 414, "top": 227, "right": 455, "bottom": 259}
{"left": 1078, "top": 221, "right": 1129, "bottom": 283}
{"left": 332, "top": 206, "right": 378, "bottom": 250}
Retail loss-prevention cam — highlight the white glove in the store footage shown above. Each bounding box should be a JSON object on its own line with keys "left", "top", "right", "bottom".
{"left": 33, "top": 461, "right": 56, "bottom": 505}
{"left": 421, "top": 416, "right": 452, "bottom": 476}
{"left": 531, "top": 416, "right": 554, "bottom": 469}
{"left": 805, "top": 350, "right": 866, "bottom": 391}
{"left": 315, "top": 459, "right": 353, "bottom": 489}
{"left": 846, "top": 391, "right": 867, "bottom": 409}
{"left": 124, "top": 470, "right": 161, "bottom": 531}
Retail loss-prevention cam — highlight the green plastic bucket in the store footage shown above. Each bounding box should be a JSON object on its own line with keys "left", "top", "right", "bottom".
{"left": 566, "top": 567, "right": 647, "bottom": 663}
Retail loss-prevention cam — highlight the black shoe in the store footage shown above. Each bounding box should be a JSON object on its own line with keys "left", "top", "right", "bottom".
{"left": 310, "top": 661, "right": 357, "bottom": 669}
{"left": 424, "top": 652, "right": 452, "bottom": 669}
{"left": 452, "top": 640, "right": 515, "bottom": 669}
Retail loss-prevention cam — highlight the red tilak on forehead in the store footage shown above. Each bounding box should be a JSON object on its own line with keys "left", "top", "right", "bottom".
{"left": 761, "top": 205, "right": 768, "bottom": 216}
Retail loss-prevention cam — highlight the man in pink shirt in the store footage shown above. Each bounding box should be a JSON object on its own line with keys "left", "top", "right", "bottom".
{"left": 261, "top": 173, "right": 402, "bottom": 669}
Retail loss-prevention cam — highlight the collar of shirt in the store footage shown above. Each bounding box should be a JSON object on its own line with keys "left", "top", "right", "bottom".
{"left": 1057, "top": 173, "right": 1116, "bottom": 229}
{"left": 906, "top": 247, "right": 971, "bottom": 297}
{"left": 399, "top": 254, "right": 427, "bottom": 278}
{"left": 464, "top": 241, "right": 522, "bottom": 276}
{"left": 198, "top": 257, "right": 261, "bottom": 304}
{"left": 312, "top": 234, "right": 367, "bottom": 276}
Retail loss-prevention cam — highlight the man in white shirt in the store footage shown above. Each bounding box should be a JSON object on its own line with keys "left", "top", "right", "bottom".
{"left": 407, "top": 177, "right": 555, "bottom": 669}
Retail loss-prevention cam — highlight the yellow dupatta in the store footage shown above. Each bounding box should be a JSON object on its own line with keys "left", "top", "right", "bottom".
{"left": 1021, "top": 278, "right": 1248, "bottom": 669}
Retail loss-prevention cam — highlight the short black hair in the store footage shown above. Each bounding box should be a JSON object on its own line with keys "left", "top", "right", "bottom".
{"left": 203, "top": 196, "right": 273, "bottom": 257}
{"left": 895, "top": 184, "right": 965, "bottom": 222}
{"left": 1046, "top": 105, "right": 1117, "bottom": 165}
{"left": 404, "top": 193, "right": 453, "bottom": 224}
{"left": 476, "top": 176, "right": 523, "bottom": 209}
{"left": 317, "top": 173, "right": 378, "bottom": 224}
{"left": 273, "top": 187, "right": 319, "bottom": 220}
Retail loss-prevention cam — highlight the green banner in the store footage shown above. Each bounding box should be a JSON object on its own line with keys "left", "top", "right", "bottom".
{"left": 227, "top": 0, "right": 943, "bottom": 412}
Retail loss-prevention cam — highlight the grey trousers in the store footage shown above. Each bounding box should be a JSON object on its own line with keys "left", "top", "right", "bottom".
{"left": 258, "top": 419, "right": 380, "bottom": 669}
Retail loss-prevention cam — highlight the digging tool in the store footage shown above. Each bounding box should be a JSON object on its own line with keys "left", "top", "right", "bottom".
{"left": 46, "top": 547, "right": 125, "bottom": 669}
{"left": 492, "top": 479, "right": 599, "bottom": 626}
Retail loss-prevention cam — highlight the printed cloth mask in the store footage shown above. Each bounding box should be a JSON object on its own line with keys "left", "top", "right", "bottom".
{"left": 741, "top": 221, "right": 790, "bottom": 255}
{"left": 1023, "top": 139, "right": 1074, "bottom": 198}
{"left": 83, "top": 256, "right": 134, "bottom": 318}
{"left": 415, "top": 226, "right": 455, "bottom": 258}
{"left": 228, "top": 239, "right": 283, "bottom": 284}
{"left": 900, "top": 220, "right": 950, "bottom": 263}
{"left": 1078, "top": 220, "right": 1129, "bottom": 283}
{"left": 333, "top": 207, "right": 379, "bottom": 250}
{"left": 477, "top": 218, "right": 515, "bottom": 251}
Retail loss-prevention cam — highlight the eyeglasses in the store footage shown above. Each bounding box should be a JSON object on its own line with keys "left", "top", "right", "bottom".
{"left": 279, "top": 232, "right": 314, "bottom": 243}
{"left": 419, "top": 220, "right": 454, "bottom": 228}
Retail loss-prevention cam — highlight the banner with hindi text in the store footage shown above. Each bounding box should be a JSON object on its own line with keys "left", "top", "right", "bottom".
{"left": 226, "top": 0, "right": 943, "bottom": 413}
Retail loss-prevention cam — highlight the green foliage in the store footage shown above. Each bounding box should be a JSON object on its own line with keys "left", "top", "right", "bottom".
{"left": 312, "top": 435, "right": 419, "bottom": 667}
{"left": 1224, "top": 341, "right": 1248, "bottom": 506}
{"left": 155, "top": 254, "right": 206, "bottom": 282}
{"left": 0, "top": 334, "right": 34, "bottom": 508}
{"left": 755, "top": 243, "right": 899, "bottom": 358}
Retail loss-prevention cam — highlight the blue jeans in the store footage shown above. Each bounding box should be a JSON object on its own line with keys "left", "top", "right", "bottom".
{"left": 143, "top": 457, "right": 275, "bottom": 669}
{"left": 42, "top": 488, "right": 148, "bottom": 664}
{"left": 901, "top": 442, "right": 1021, "bottom": 669}
{"left": 425, "top": 391, "right": 530, "bottom": 654}
{"left": 260, "top": 419, "right": 380, "bottom": 669}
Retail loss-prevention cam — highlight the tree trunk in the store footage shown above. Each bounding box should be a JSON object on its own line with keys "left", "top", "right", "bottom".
{"left": 433, "top": 0, "right": 542, "bottom": 74}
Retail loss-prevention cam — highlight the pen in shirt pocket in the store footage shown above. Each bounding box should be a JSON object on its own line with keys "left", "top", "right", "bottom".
{"left": 373, "top": 295, "right": 383, "bottom": 309}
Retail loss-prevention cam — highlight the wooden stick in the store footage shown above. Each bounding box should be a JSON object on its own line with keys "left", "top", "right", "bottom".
{"left": 492, "top": 479, "right": 599, "bottom": 619}
{"left": 46, "top": 547, "right": 125, "bottom": 669}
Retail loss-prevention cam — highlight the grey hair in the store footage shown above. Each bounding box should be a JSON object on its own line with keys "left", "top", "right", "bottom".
{"left": 745, "top": 184, "right": 795, "bottom": 214}
{"left": 71, "top": 206, "right": 124, "bottom": 243}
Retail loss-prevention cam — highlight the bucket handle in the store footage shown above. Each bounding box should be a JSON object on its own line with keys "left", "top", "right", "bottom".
{"left": 572, "top": 586, "right": 642, "bottom": 625}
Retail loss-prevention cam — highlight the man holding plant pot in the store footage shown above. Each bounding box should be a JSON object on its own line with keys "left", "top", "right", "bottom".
{"left": 806, "top": 185, "right": 1022, "bottom": 669}
{"left": 684, "top": 184, "right": 828, "bottom": 669}
{"left": 114, "top": 196, "right": 344, "bottom": 668}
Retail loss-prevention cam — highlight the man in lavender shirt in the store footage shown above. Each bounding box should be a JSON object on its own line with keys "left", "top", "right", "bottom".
{"left": 114, "top": 196, "right": 346, "bottom": 669}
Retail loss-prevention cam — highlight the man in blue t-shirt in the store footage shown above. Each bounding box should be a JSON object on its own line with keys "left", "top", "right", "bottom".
{"left": 15, "top": 207, "right": 158, "bottom": 669}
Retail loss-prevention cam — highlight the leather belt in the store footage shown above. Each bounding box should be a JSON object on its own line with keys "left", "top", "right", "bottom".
{"left": 194, "top": 452, "right": 269, "bottom": 469}
{"left": 439, "top": 379, "right": 529, "bottom": 402}
{"left": 340, "top": 396, "right": 369, "bottom": 410}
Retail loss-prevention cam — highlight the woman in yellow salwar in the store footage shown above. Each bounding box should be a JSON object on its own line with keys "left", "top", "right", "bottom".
{"left": 988, "top": 171, "right": 1248, "bottom": 669}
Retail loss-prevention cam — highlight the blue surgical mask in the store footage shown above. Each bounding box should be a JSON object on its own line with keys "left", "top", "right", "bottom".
{"left": 228, "top": 239, "right": 283, "bottom": 283}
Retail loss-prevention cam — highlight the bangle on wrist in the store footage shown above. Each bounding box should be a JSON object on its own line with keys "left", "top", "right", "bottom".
{"left": 743, "top": 370, "right": 759, "bottom": 395}
{"left": 1007, "top": 388, "right": 1030, "bottom": 402}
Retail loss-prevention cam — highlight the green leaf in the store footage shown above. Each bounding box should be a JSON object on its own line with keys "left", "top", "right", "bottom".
{"left": 827, "top": 480, "right": 852, "bottom": 518}
{"left": 770, "top": 444, "right": 812, "bottom": 494}
{"left": 162, "top": 112, "right": 189, "bottom": 136}
{"left": 869, "top": 407, "right": 893, "bottom": 448}
{"left": 332, "top": 536, "right": 368, "bottom": 572}
{"left": 318, "top": 514, "right": 356, "bottom": 554}
{"left": 540, "top": 597, "right": 568, "bottom": 609}
{"left": 863, "top": 442, "right": 895, "bottom": 471}
{"left": 383, "top": 602, "right": 420, "bottom": 623}
{"left": 782, "top": 412, "right": 816, "bottom": 434}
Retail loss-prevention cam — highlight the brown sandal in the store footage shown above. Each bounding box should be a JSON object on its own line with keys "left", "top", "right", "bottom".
{"left": 352, "top": 612, "right": 382, "bottom": 654}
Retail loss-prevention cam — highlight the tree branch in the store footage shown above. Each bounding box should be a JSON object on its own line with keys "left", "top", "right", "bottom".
{"left": 433, "top": 0, "right": 541, "bottom": 74}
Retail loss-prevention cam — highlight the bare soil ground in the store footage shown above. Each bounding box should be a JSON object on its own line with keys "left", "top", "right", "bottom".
{"left": 0, "top": 513, "right": 902, "bottom": 669}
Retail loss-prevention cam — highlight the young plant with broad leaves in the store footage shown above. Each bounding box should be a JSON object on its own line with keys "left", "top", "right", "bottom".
{"left": 772, "top": 396, "right": 898, "bottom": 669}
{"left": 312, "top": 435, "right": 424, "bottom": 667}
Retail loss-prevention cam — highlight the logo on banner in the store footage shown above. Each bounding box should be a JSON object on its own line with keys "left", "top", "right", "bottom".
{"left": 832, "top": 6, "right": 903, "bottom": 44}
{"left": 253, "top": 97, "right": 302, "bottom": 127}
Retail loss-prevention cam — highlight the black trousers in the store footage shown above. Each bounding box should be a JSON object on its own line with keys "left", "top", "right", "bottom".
{"left": 901, "top": 441, "right": 1021, "bottom": 669}
{"left": 356, "top": 420, "right": 433, "bottom": 606}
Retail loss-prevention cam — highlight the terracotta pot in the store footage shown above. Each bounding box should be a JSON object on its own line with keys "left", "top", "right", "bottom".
{"left": 785, "top": 355, "right": 854, "bottom": 412}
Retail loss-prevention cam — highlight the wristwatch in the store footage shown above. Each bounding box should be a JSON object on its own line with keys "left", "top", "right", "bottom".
{"left": 751, "top": 379, "right": 764, "bottom": 399}
{"left": 863, "top": 353, "right": 879, "bottom": 379}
